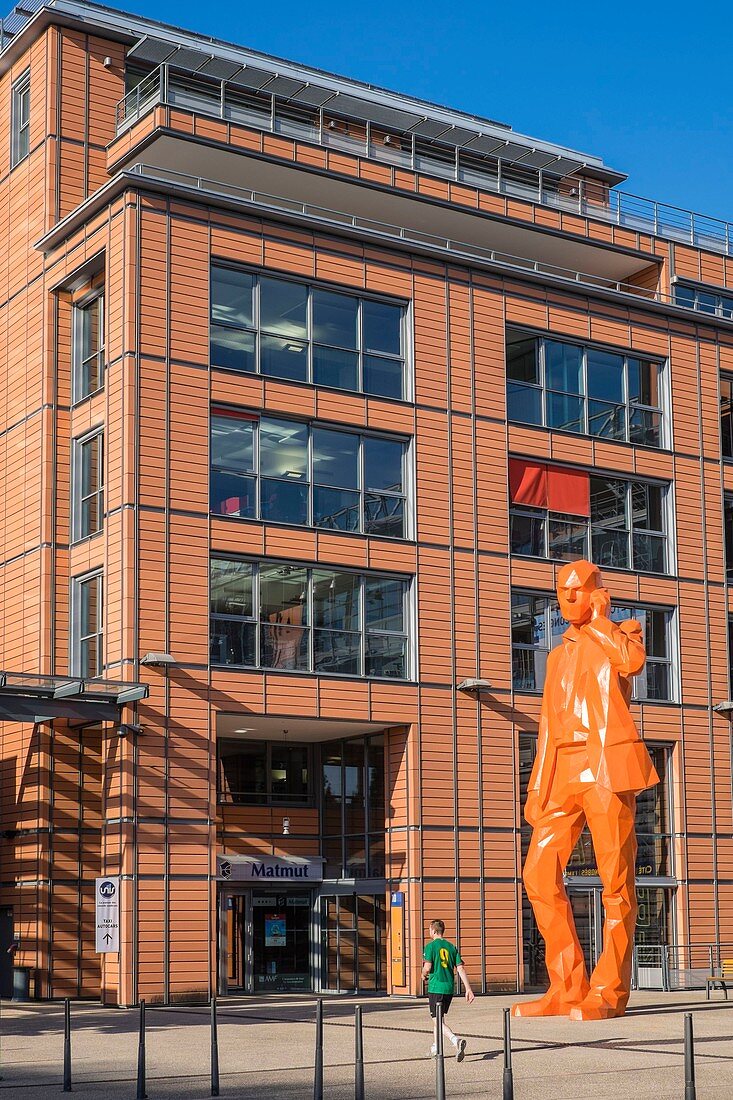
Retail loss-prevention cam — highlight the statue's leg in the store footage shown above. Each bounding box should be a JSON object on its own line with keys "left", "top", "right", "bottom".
{"left": 569, "top": 789, "right": 637, "bottom": 1021}
{"left": 512, "top": 799, "right": 589, "bottom": 1017}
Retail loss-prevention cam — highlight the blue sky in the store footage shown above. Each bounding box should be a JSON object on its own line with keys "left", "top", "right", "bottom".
{"left": 122, "top": 0, "right": 732, "bottom": 219}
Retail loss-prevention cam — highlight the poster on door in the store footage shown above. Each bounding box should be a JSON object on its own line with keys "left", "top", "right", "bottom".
{"left": 265, "top": 914, "right": 287, "bottom": 947}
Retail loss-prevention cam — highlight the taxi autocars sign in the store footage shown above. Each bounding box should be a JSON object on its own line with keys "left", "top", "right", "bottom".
{"left": 95, "top": 876, "right": 120, "bottom": 952}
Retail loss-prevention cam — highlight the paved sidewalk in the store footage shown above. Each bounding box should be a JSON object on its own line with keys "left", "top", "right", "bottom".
{"left": 1, "top": 990, "right": 732, "bottom": 1098}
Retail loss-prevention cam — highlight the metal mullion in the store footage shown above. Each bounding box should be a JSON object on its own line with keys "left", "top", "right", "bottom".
{"left": 307, "top": 567, "right": 314, "bottom": 674}
{"left": 623, "top": 355, "right": 632, "bottom": 443}
{"left": 307, "top": 422, "right": 314, "bottom": 527}
{"left": 357, "top": 299, "right": 364, "bottom": 395}
{"left": 359, "top": 576, "right": 366, "bottom": 677}
{"left": 581, "top": 346, "right": 589, "bottom": 434}
{"left": 307, "top": 285, "right": 314, "bottom": 385}
{"left": 358, "top": 435, "right": 365, "bottom": 535}
{"left": 254, "top": 276, "right": 261, "bottom": 378}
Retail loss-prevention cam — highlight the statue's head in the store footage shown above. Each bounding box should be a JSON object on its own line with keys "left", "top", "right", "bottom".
{"left": 557, "top": 559, "right": 602, "bottom": 625}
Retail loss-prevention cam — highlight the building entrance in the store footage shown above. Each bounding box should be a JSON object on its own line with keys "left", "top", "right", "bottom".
{"left": 223, "top": 889, "right": 312, "bottom": 993}
{"left": 567, "top": 887, "right": 603, "bottom": 976}
{"left": 321, "top": 893, "right": 386, "bottom": 992}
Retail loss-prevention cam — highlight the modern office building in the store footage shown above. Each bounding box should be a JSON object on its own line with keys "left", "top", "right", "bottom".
{"left": 0, "top": 0, "right": 732, "bottom": 1005}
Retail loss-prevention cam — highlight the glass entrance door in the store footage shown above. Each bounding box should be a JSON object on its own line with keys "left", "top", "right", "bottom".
{"left": 251, "top": 890, "right": 312, "bottom": 992}
{"left": 321, "top": 894, "right": 386, "bottom": 992}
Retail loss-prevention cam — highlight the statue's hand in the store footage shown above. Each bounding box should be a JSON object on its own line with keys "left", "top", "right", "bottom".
{"left": 589, "top": 587, "right": 611, "bottom": 621}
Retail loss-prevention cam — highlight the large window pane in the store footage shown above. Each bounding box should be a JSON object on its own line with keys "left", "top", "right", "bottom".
{"left": 211, "top": 416, "right": 254, "bottom": 472}
{"left": 365, "top": 578, "right": 404, "bottom": 631}
{"left": 312, "top": 290, "right": 358, "bottom": 348}
{"left": 364, "top": 437, "right": 403, "bottom": 492}
{"left": 363, "top": 355, "right": 403, "bottom": 399}
{"left": 344, "top": 741, "right": 366, "bottom": 833}
{"left": 260, "top": 334, "right": 308, "bottom": 381}
{"left": 260, "top": 419, "right": 307, "bottom": 478}
{"left": 507, "top": 334, "right": 539, "bottom": 383}
{"left": 260, "top": 277, "right": 307, "bottom": 338}
{"left": 313, "top": 346, "right": 358, "bottom": 390}
{"left": 545, "top": 341, "right": 583, "bottom": 394}
{"left": 260, "top": 479, "right": 308, "bottom": 525}
{"left": 261, "top": 624, "right": 309, "bottom": 670}
{"left": 322, "top": 746, "right": 343, "bottom": 834}
{"left": 314, "top": 486, "right": 360, "bottom": 531}
{"left": 510, "top": 511, "right": 545, "bottom": 556}
{"left": 588, "top": 400, "right": 626, "bottom": 439}
{"left": 270, "top": 745, "right": 309, "bottom": 803}
{"left": 362, "top": 300, "right": 402, "bottom": 356}
{"left": 631, "top": 482, "right": 663, "bottom": 532}
{"left": 211, "top": 471, "right": 256, "bottom": 517}
{"left": 314, "top": 630, "right": 361, "bottom": 675}
{"left": 312, "top": 429, "right": 359, "bottom": 488}
{"left": 210, "top": 618, "right": 256, "bottom": 665}
{"left": 632, "top": 532, "right": 666, "bottom": 573}
{"left": 210, "top": 559, "right": 253, "bottom": 617}
{"left": 547, "top": 391, "right": 583, "bottom": 433}
{"left": 507, "top": 382, "right": 542, "bottom": 425}
{"left": 211, "top": 268, "right": 253, "bottom": 327}
{"left": 548, "top": 516, "right": 588, "bottom": 561}
{"left": 629, "top": 407, "right": 661, "bottom": 447}
{"left": 260, "top": 565, "right": 308, "bottom": 624}
{"left": 210, "top": 326, "right": 255, "bottom": 372}
{"left": 591, "top": 527, "right": 629, "bottom": 569}
{"left": 721, "top": 377, "right": 733, "bottom": 459}
{"left": 590, "top": 477, "right": 627, "bottom": 528}
{"left": 364, "top": 494, "right": 404, "bottom": 538}
{"left": 313, "top": 571, "right": 360, "bottom": 630}
{"left": 365, "top": 634, "right": 406, "bottom": 678}
{"left": 587, "top": 349, "right": 624, "bottom": 402}
{"left": 628, "top": 359, "right": 660, "bottom": 407}
{"left": 220, "top": 741, "right": 266, "bottom": 803}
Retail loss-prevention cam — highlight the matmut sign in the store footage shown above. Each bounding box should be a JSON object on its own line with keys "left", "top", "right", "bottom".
{"left": 216, "top": 855, "right": 323, "bottom": 882}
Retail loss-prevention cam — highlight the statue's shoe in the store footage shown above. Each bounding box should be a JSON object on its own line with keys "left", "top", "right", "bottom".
{"left": 569, "top": 996, "right": 626, "bottom": 1021}
{"left": 511, "top": 990, "right": 581, "bottom": 1018}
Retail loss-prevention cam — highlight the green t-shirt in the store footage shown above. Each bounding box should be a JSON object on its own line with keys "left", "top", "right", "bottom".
{"left": 423, "top": 937, "right": 462, "bottom": 994}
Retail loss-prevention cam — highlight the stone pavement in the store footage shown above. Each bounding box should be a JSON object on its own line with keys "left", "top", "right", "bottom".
{"left": 1, "top": 990, "right": 732, "bottom": 1098}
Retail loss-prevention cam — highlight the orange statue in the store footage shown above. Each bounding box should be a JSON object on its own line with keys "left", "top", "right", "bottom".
{"left": 513, "top": 560, "right": 659, "bottom": 1021}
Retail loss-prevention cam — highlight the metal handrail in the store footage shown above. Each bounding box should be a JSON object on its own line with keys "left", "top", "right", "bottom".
{"left": 114, "top": 65, "right": 733, "bottom": 258}
{"left": 125, "top": 163, "right": 726, "bottom": 319}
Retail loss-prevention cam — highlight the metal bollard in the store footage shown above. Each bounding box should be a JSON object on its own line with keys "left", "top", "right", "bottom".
{"left": 313, "top": 998, "right": 324, "bottom": 1100}
{"left": 62, "top": 997, "right": 72, "bottom": 1092}
{"left": 210, "top": 997, "right": 220, "bottom": 1097}
{"left": 136, "top": 1000, "right": 148, "bottom": 1100}
{"left": 502, "top": 1007, "right": 514, "bottom": 1100}
{"left": 684, "top": 1013, "right": 696, "bottom": 1100}
{"left": 354, "top": 1004, "right": 365, "bottom": 1100}
{"left": 434, "top": 1003, "right": 446, "bottom": 1100}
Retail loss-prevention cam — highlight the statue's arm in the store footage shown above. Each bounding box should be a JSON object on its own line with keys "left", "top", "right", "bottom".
{"left": 583, "top": 616, "right": 646, "bottom": 675}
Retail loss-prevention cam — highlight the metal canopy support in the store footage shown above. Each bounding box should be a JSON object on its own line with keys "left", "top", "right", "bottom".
{"left": 0, "top": 669, "right": 149, "bottom": 722}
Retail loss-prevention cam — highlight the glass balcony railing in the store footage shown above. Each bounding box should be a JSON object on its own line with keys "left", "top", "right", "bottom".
{"left": 115, "top": 66, "right": 733, "bottom": 261}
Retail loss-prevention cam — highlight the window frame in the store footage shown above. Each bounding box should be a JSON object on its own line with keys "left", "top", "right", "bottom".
{"left": 721, "top": 374, "right": 733, "bottom": 460}
{"left": 210, "top": 264, "right": 411, "bottom": 401}
{"left": 510, "top": 588, "right": 678, "bottom": 702}
{"left": 72, "top": 291, "right": 105, "bottom": 404}
{"left": 210, "top": 558, "right": 413, "bottom": 681}
{"left": 10, "top": 69, "right": 30, "bottom": 168}
{"left": 71, "top": 427, "right": 104, "bottom": 543}
{"left": 70, "top": 570, "right": 104, "bottom": 678}
{"left": 319, "top": 733, "right": 386, "bottom": 881}
{"left": 210, "top": 408, "right": 412, "bottom": 540}
{"left": 674, "top": 282, "right": 733, "bottom": 320}
{"left": 217, "top": 738, "right": 313, "bottom": 806}
{"left": 506, "top": 327, "right": 669, "bottom": 449}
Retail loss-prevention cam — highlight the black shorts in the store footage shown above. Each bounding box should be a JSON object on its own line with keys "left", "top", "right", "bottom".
{"left": 428, "top": 992, "right": 453, "bottom": 1018}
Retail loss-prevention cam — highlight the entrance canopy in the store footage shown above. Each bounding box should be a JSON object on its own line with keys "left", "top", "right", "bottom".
{"left": 217, "top": 713, "right": 391, "bottom": 743}
{"left": 0, "top": 671, "right": 149, "bottom": 723}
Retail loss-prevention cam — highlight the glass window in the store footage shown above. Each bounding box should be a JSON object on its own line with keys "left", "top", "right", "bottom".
{"left": 506, "top": 329, "right": 665, "bottom": 447}
{"left": 510, "top": 470, "right": 668, "bottom": 574}
{"left": 72, "top": 572, "right": 103, "bottom": 678}
{"left": 218, "top": 740, "right": 310, "bottom": 805}
{"left": 210, "top": 267, "right": 406, "bottom": 399}
{"left": 11, "top": 70, "right": 30, "bottom": 167}
{"left": 73, "top": 295, "right": 104, "bottom": 402}
{"left": 320, "top": 734, "right": 385, "bottom": 879}
{"left": 512, "top": 589, "right": 675, "bottom": 701}
{"left": 73, "top": 430, "right": 104, "bottom": 541}
{"left": 210, "top": 560, "right": 410, "bottom": 679}
{"left": 722, "top": 376, "right": 733, "bottom": 460}
{"left": 725, "top": 497, "right": 733, "bottom": 581}
{"left": 211, "top": 411, "right": 408, "bottom": 539}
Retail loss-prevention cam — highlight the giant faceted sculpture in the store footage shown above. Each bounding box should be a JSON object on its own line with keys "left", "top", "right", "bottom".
{"left": 513, "top": 560, "right": 659, "bottom": 1021}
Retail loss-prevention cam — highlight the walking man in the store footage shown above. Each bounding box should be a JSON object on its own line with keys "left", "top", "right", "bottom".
{"left": 423, "top": 919, "right": 475, "bottom": 1060}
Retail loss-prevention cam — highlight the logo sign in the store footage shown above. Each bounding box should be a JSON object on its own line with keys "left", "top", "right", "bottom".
{"left": 95, "top": 876, "right": 120, "bottom": 953}
{"left": 216, "top": 855, "right": 323, "bottom": 883}
{"left": 390, "top": 891, "right": 405, "bottom": 988}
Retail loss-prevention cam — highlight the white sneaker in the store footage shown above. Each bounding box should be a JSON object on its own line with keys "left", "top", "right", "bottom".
{"left": 453, "top": 1036, "right": 467, "bottom": 1062}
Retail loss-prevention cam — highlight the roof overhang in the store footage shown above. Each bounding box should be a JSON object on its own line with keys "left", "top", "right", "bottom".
{"left": 0, "top": 670, "right": 148, "bottom": 723}
{"left": 0, "top": 0, "right": 627, "bottom": 185}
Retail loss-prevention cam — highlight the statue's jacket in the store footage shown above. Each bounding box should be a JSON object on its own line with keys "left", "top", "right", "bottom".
{"left": 528, "top": 616, "right": 660, "bottom": 814}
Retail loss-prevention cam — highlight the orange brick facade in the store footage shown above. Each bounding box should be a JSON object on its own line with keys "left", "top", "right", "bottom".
{"left": 1, "top": 4, "right": 732, "bottom": 1005}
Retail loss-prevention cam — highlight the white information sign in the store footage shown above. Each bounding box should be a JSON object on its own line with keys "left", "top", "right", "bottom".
{"left": 95, "top": 876, "right": 120, "bottom": 953}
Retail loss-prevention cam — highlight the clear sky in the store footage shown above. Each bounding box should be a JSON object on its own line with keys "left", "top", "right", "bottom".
{"left": 119, "top": 0, "right": 732, "bottom": 220}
